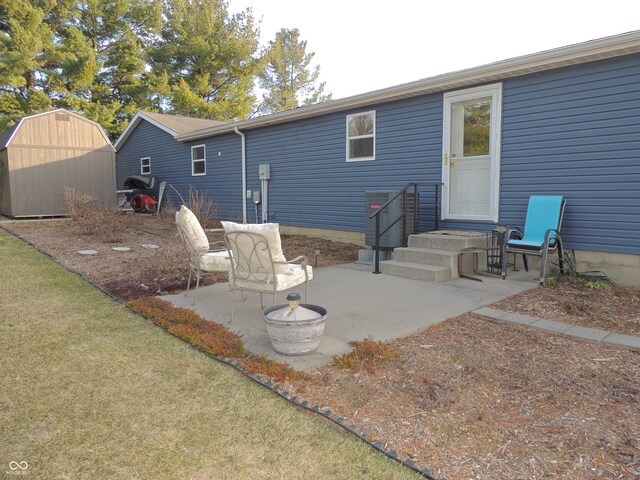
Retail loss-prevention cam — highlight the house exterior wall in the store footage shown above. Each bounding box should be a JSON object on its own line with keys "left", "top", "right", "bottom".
{"left": 498, "top": 53, "right": 640, "bottom": 255}
{"left": 115, "top": 53, "right": 640, "bottom": 259}
{"left": 116, "top": 120, "right": 188, "bottom": 199}
{"left": 116, "top": 121, "right": 244, "bottom": 218}
{"left": 238, "top": 53, "right": 640, "bottom": 256}
{"left": 236, "top": 96, "right": 443, "bottom": 230}
{"left": 2, "top": 111, "right": 115, "bottom": 217}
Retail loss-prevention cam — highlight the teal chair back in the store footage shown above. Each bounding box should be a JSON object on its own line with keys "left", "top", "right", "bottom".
{"left": 520, "top": 195, "right": 564, "bottom": 247}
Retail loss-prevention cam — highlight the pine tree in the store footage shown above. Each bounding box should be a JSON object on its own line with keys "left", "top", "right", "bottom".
{"left": 48, "top": 0, "right": 163, "bottom": 137}
{"left": 150, "top": 0, "right": 261, "bottom": 120}
{"left": 258, "top": 28, "right": 331, "bottom": 115}
{"left": 0, "top": 0, "right": 55, "bottom": 131}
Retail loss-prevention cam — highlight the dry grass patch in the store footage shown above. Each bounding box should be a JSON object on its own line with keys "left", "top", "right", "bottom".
{"left": 333, "top": 338, "right": 399, "bottom": 374}
{"left": 0, "top": 230, "right": 418, "bottom": 480}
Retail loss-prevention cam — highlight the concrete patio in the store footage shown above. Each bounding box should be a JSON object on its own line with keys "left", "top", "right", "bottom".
{"left": 161, "top": 263, "right": 536, "bottom": 370}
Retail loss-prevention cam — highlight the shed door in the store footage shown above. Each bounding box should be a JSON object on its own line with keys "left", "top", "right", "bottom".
{"left": 442, "top": 84, "right": 502, "bottom": 222}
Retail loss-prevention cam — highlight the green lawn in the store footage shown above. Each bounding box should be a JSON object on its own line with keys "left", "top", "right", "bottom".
{"left": 0, "top": 229, "right": 418, "bottom": 479}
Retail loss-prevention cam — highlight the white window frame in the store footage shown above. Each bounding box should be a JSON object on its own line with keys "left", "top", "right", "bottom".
{"left": 191, "top": 145, "right": 206, "bottom": 176}
{"left": 140, "top": 157, "right": 151, "bottom": 175}
{"left": 346, "top": 110, "right": 376, "bottom": 162}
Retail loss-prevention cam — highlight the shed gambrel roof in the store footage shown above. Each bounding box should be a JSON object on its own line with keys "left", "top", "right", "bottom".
{"left": 177, "top": 29, "right": 640, "bottom": 142}
{"left": 114, "top": 111, "right": 226, "bottom": 151}
{"left": 0, "top": 108, "right": 114, "bottom": 151}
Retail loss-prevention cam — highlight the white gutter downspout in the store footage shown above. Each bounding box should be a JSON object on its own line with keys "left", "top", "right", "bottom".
{"left": 234, "top": 127, "right": 247, "bottom": 223}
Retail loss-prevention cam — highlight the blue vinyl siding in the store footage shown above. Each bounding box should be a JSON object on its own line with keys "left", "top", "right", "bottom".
{"left": 116, "top": 121, "right": 243, "bottom": 218}
{"left": 241, "top": 96, "right": 443, "bottom": 231}
{"left": 185, "top": 134, "right": 243, "bottom": 220}
{"left": 116, "top": 52, "right": 640, "bottom": 256}
{"left": 499, "top": 53, "right": 640, "bottom": 254}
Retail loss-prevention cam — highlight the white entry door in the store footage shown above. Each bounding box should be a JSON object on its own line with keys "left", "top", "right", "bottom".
{"left": 442, "top": 84, "right": 502, "bottom": 222}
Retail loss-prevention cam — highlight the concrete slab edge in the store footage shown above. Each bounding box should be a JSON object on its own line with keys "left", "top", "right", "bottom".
{"left": 472, "top": 308, "right": 640, "bottom": 351}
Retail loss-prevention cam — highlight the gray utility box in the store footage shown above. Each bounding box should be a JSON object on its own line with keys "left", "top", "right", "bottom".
{"left": 365, "top": 190, "right": 418, "bottom": 249}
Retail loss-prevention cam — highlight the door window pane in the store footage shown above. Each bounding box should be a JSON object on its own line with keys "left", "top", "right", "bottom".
{"left": 462, "top": 98, "right": 491, "bottom": 157}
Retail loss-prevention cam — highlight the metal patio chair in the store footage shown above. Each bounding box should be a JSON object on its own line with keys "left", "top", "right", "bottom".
{"left": 223, "top": 224, "right": 312, "bottom": 323}
{"left": 502, "top": 195, "right": 566, "bottom": 286}
{"left": 176, "top": 205, "right": 230, "bottom": 304}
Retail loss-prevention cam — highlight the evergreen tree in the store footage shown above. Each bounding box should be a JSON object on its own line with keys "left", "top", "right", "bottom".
{"left": 48, "top": 0, "right": 163, "bottom": 137}
{"left": 150, "top": 0, "right": 261, "bottom": 120}
{"left": 258, "top": 28, "right": 331, "bottom": 114}
{"left": 0, "top": 0, "right": 162, "bottom": 138}
{"left": 0, "top": 0, "right": 55, "bottom": 131}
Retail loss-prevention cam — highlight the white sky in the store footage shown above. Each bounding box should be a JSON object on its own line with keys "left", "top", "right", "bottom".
{"left": 229, "top": 0, "right": 639, "bottom": 100}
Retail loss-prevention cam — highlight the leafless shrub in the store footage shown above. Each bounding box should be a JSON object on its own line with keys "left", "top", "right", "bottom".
{"left": 75, "top": 207, "right": 132, "bottom": 243}
{"left": 155, "top": 196, "right": 178, "bottom": 230}
{"left": 63, "top": 187, "right": 99, "bottom": 221}
{"left": 187, "top": 186, "right": 219, "bottom": 230}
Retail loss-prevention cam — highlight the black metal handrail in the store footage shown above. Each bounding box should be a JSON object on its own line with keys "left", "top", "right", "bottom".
{"left": 369, "top": 182, "right": 443, "bottom": 274}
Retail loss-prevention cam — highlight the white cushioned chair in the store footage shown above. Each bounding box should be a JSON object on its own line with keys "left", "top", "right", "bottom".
{"left": 222, "top": 221, "right": 313, "bottom": 322}
{"left": 176, "top": 205, "right": 230, "bottom": 304}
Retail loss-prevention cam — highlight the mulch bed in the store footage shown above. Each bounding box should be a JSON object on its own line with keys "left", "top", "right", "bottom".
{"left": 3, "top": 216, "right": 640, "bottom": 479}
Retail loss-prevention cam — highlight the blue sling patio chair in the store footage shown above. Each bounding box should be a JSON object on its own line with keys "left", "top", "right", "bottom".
{"left": 502, "top": 195, "right": 566, "bottom": 286}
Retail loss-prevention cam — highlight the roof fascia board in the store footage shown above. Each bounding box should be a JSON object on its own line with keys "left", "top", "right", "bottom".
{"left": 114, "top": 112, "right": 179, "bottom": 151}
{"left": 177, "top": 30, "right": 640, "bottom": 142}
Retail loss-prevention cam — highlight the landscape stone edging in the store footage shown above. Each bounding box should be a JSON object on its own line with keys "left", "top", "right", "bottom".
{"left": 472, "top": 307, "right": 640, "bottom": 351}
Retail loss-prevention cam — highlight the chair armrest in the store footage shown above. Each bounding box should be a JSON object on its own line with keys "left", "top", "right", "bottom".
{"left": 275, "top": 255, "right": 309, "bottom": 267}
{"left": 543, "top": 229, "right": 562, "bottom": 247}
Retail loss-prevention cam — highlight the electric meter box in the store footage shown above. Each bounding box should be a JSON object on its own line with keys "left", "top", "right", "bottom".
{"left": 258, "top": 164, "right": 271, "bottom": 179}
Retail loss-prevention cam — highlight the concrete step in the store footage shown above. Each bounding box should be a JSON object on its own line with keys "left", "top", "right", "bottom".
{"left": 380, "top": 260, "right": 452, "bottom": 282}
{"left": 408, "top": 232, "right": 487, "bottom": 251}
{"left": 392, "top": 246, "right": 457, "bottom": 267}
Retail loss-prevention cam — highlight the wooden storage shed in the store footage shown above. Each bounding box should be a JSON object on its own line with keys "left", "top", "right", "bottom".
{"left": 0, "top": 109, "right": 116, "bottom": 217}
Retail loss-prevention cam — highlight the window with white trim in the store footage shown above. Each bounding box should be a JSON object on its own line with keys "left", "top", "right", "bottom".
{"left": 346, "top": 111, "right": 375, "bottom": 161}
{"left": 140, "top": 157, "right": 151, "bottom": 174}
{"left": 191, "top": 145, "right": 206, "bottom": 176}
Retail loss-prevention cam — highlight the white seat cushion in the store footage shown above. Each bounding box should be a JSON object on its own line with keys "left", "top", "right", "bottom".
{"left": 177, "top": 205, "right": 209, "bottom": 255}
{"left": 233, "top": 264, "right": 313, "bottom": 291}
{"left": 196, "top": 250, "right": 231, "bottom": 272}
{"left": 221, "top": 221, "right": 291, "bottom": 275}
{"left": 275, "top": 264, "right": 313, "bottom": 291}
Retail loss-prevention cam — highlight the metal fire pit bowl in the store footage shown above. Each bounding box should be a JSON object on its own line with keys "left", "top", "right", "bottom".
{"left": 263, "top": 293, "right": 327, "bottom": 356}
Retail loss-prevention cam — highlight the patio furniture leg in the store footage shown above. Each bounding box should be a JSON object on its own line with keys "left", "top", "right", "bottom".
{"left": 501, "top": 244, "right": 508, "bottom": 280}
{"left": 260, "top": 292, "right": 265, "bottom": 309}
{"left": 557, "top": 239, "right": 565, "bottom": 274}
{"left": 522, "top": 255, "right": 528, "bottom": 272}
{"left": 193, "top": 269, "right": 201, "bottom": 305}
{"left": 185, "top": 267, "right": 193, "bottom": 296}
{"left": 230, "top": 289, "right": 236, "bottom": 323}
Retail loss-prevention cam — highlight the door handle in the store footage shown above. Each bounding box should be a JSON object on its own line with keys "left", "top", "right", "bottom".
{"left": 451, "top": 160, "right": 456, "bottom": 167}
